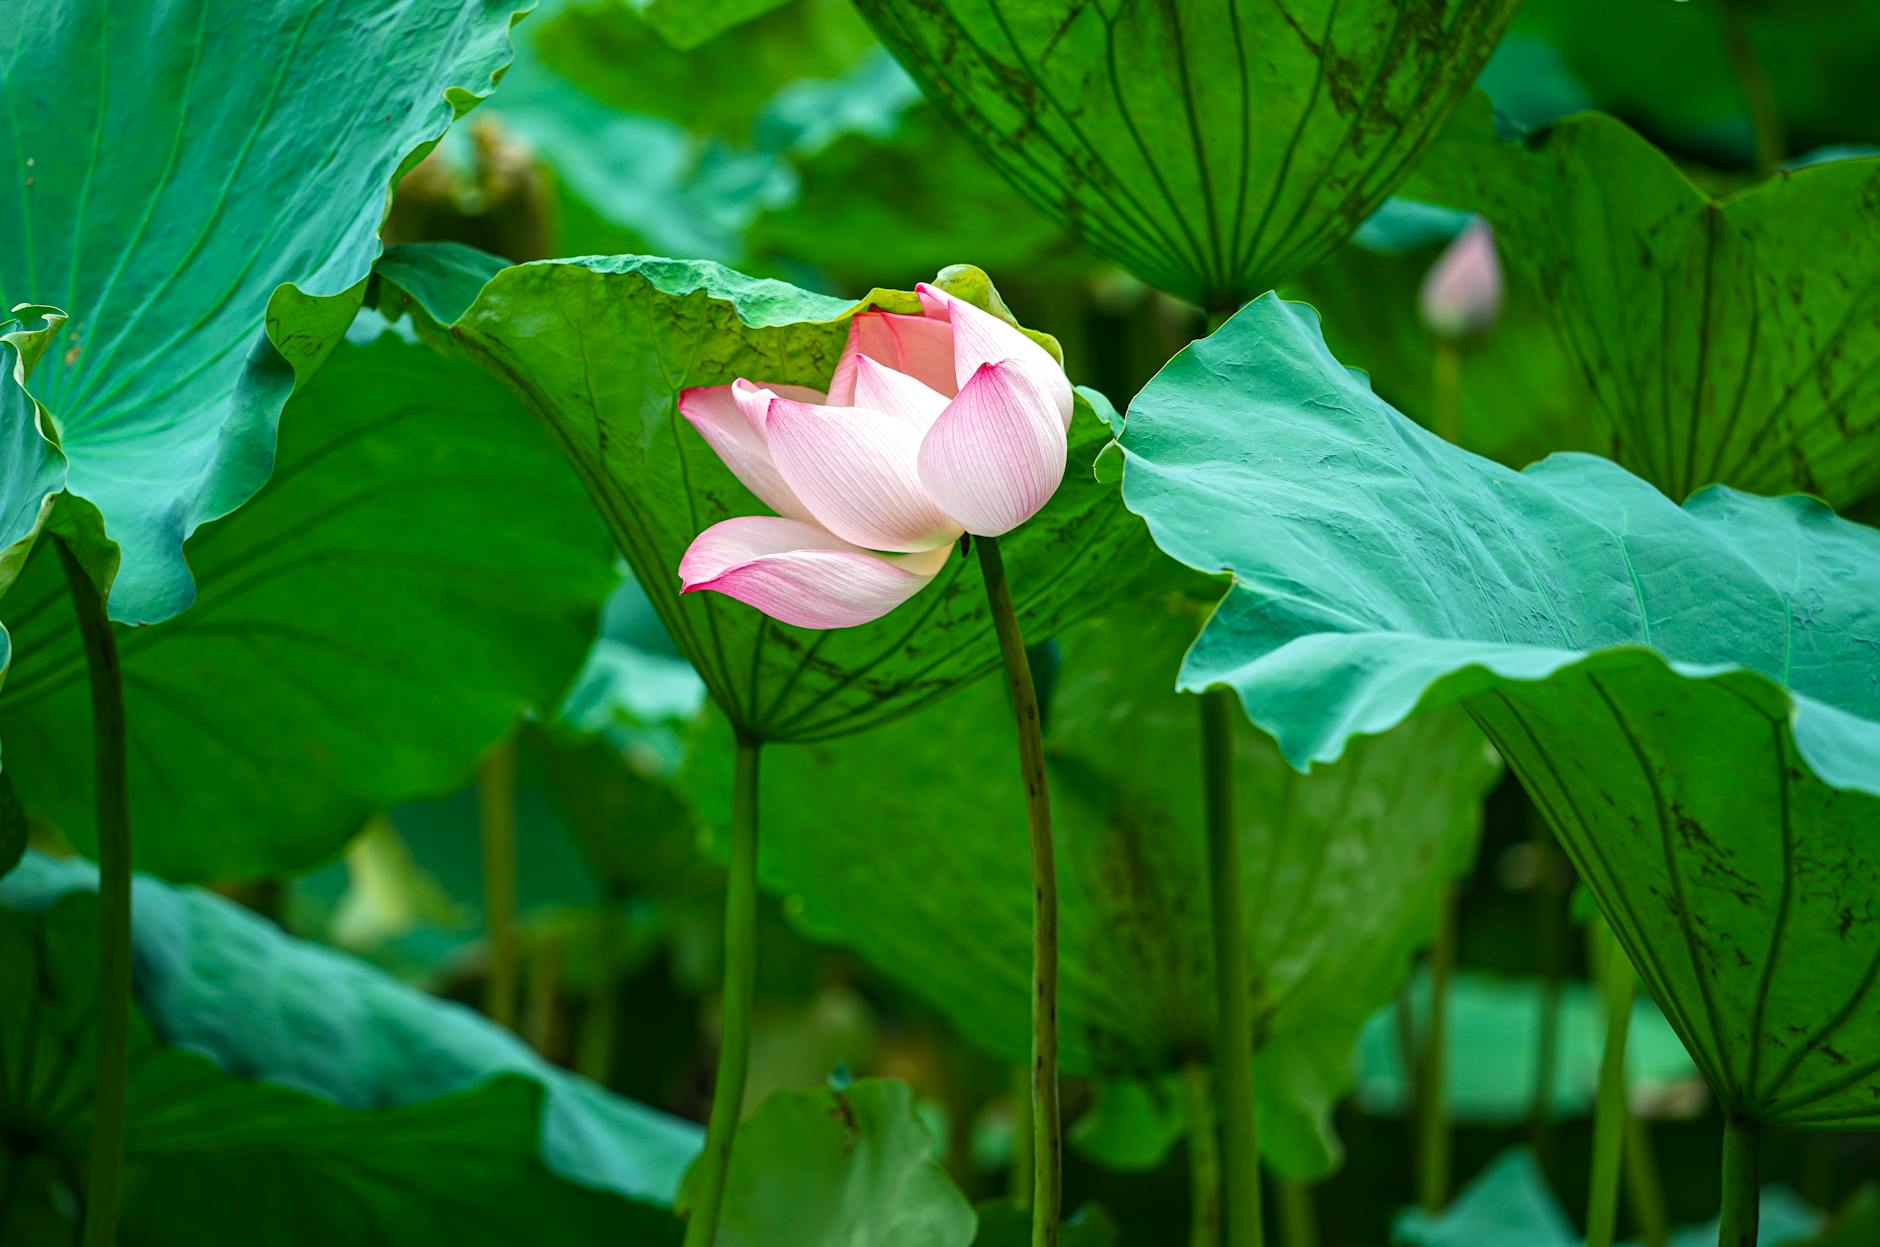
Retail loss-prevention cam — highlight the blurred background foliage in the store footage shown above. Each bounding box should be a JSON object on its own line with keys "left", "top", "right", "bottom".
{"left": 13, "top": 0, "right": 1879, "bottom": 1241}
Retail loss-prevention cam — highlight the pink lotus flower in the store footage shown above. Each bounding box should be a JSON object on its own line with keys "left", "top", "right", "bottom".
{"left": 677, "top": 284, "right": 1074, "bottom": 629}
{"left": 1419, "top": 218, "right": 1503, "bottom": 340}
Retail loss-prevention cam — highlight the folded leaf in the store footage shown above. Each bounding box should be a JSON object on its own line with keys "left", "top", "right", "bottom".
{"left": 1117, "top": 294, "right": 1880, "bottom": 1131}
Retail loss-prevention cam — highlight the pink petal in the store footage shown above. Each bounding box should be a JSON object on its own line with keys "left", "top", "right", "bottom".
{"left": 849, "top": 354, "right": 952, "bottom": 431}
{"left": 916, "top": 283, "right": 1074, "bottom": 430}
{"left": 679, "top": 516, "right": 951, "bottom": 630}
{"left": 678, "top": 381, "right": 819, "bottom": 520}
{"left": 765, "top": 391, "right": 963, "bottom": 553}
{"left": 917, "top": 361, "right": 1068, "bottom": 538}
{"left": 1419, "top": 218, "right": 1503, "bottom": 339}
{"left": 828, "top": 311, "right": 958, "bottom": 403}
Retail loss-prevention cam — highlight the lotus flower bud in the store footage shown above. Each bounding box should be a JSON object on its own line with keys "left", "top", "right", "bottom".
{"left": 1419, "top": 218, "right": 1503, "bottom": 341}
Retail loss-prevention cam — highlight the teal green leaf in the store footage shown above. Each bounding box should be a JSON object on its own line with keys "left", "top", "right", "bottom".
{"left": 1414, "top": 112, "right": 1880, "bottom": 504}
{"left": 0, "top": 851, "right": 700, "bottom": 1243}
{"left": 376, "top": 244, "right": 1147, "bottom": 743}
{"left": 0, "top": 308, "right": 67, "bottom": 599}
{"left": 1392, "top": 1148, "right": 1822, "bottom": 1247}
{"left": 0, "top": 320, "right": 617, "bottom": 880}
{"left": 972, "top": 1200, "right": 1119, "bottom": 1246}
{"left": 852, "top": 0, "right": 1520, "bottom": 307}
{"left": 1116, "top": 294, "right": 1880, "bottom": 1131}
{"left": 1352, "top": 970, "right": 1697, "bottom": 1121}
{"left": 694, "top": 1078, "right": 975, "bottom": 1247}
{"left": 691, "top": 587, "right": 1495, "bottom": 1175}
{"left": 2, "top": 0, "right": 526, "bottom": 622}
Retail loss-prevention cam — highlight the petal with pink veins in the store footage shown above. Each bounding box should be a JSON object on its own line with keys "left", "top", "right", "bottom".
{"left": 828, "top": 311, "right": 957, "bottom": 403}
{"left": 765, "top": 393, "right": 963, "bottom": 553}
{"left": 917, "top": 361, "right": 1068, "bottom": 537}
{"left": 679, "top": 516, "right": 951, "bottom": 630}
{"left": 678, "top": 381, "right": 819, "bottom": 520}
{"left": 916, "top": 283, "right": 1074, "bottom": 429}
{"left": 849, "top": 354, "right": 952, "bottom": 432}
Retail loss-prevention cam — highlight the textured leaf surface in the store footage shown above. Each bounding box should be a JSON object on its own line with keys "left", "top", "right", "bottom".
{"left": 0, "top": 852, "right": 699, "bottom": 1243}
{"left": 1415, "top": 112, "right": 1880, "bottom": 504}
{"left": 0, "top": 322, "right": 616, "bottom": 880}
{"left": 691, "top": 588, "right": 1494, "bottom": 1174}
{"left": 1, "top": 0, "right": 526, "bottom": 621}
{"left": 700, "top": 1079, "right": 975, "bottom": 1247}
{"left": 378, "top": 244, "right": 1147, "bottom": 743}
{"left": 1117, "top": 294, "right": 1880, "bottom": 1130}
{"left": 853, "top": 0, "right": 1519, "bottom": 306}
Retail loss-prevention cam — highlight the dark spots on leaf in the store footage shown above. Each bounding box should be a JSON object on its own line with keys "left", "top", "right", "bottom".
{"left": 827, "top": 1091, "right": 859, "bottom": 1150}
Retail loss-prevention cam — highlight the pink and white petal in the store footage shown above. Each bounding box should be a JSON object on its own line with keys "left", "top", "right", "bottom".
{"left": 916, "top": 283, "right": 1075, "bottom": 429}
{"left": 828, "top": 311, "right": 958, "bottom": 403}
{"left": 730, "top": 378, "right": 824, "bottom": 438}
{"left": 849, "top": 354, "right": 952, "bottom": 432}
{"left": 917, "top": 361, "right": 1069, "bottom": 537}
{"left": 765, "top": 395, "right": 962, "bottom": 552}
{"left": 678, "top": 384, "right": 809, "bottom": 520}
{"left": 679, "top": 516, "right": 950, "bottom": 630}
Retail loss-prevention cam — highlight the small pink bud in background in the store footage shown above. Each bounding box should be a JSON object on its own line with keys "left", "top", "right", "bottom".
{"left": 676, "top": 283, "right": 1073, "bottom": 630}
{"left": 1419, "top": 218, "right": 1503, "bottom": 341}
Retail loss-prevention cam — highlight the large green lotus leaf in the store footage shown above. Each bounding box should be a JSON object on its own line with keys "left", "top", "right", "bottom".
{"left": 1282, "top": 208, "right": 1599, "bottom": 470}
{"left": 0, "top": 320, "right": 617, "bottom": 880}
{"left": 375, "top": 243, "right": 1148, "bottom": 743}
{"left": 688, "top": 589, "right": 1495, "bottom": 1176}
{"left": 1117, "top": 294, "right": 1880, "bottom": 1131}
{"left": 1353, "top": 970, "right": 1697, "bottom": 1122}
{"left": 1482, "top": 0, "right": 1880, "bottom": 164}
{"left": 0, "top": 308, "right": 71, "bottom": 704}
{"left": 851, "top": 0, "right": 1520, "bottom": 307}
{"left": 697, "top": 1078, "right": 975, "bottom": 1247}
{"left": 0, "top": 852, "right": 700, "bottom": 1243}
{"left": 1412, "top": 112, "right": 1880, "bottom": 505}
{"left": 0, "top": 0, "right": 527, "bottom": 622}
{"left": 1392, "top": 1148, "right": 1822, "bottom": 1247}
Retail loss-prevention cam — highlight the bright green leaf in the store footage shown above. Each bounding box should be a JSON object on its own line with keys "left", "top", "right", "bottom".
{"left": 1117, "top": 294, "right": 1880, "bottom": 1131}
{"left": 376, "top": 244, "right": 1148, "bottom": 743}
{"left": 695, "top": 1078, "right": 976, "bottom": 1247}
{"left": 0, "top": 851, "right": 700, "bottom": 1243}
{"left": 0, "top": 321, "right": 617, "bottom": 880}
{"left": 852, "top": 0, "right": 1520, "bottom": 306}
{"left": 2, "top": 0, "right": 528, "bottom": 622}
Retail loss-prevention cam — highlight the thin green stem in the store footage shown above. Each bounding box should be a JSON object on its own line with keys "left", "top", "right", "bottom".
{"left": 1182, "top": 1062, "right": 1222, "bottom": 1247}
{"left": 58, "top": 538, "right": 130, "bottom": 1247}
{"left": 1273, "top": 1178, "right": 1318, "bottom": 1247}
{"left": 478, "top": 741, "right": 519, "bottom": 1031}
{"left": 1587, "top": 920, "right": 1636, "bottom": 1247}
{"left": 1719, "top": 1118, "right": 1760, "bottom": 1247}
{"left": 1432, "top": 340, "right": 1462, "bottom": 444}
{"left": 683, "top": 732, "right": 761, "bottom": 1247}
{"left": 1418, "top": 886, "right": 1457, "bottom": 1213}
{"left": 575, "top": 902, "right": 623, "bottom": 1086}
{"left": 1201, "top": 689, "right": 1263, "bottom": 1247}
{"left": 976, "top": 535, "right": 1061, "bottom": 1247}
{"left": 1624, "top": 1109, "right": 1670, "bottom": 1247}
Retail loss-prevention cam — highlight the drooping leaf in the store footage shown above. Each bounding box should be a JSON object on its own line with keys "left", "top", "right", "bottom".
{"left": 1, "top": 0, "right": 529, "bottom": 621}
{"left": 1391, "top": 1148, "right": 1823, "bottom": 1247}
{"left": 852, "top": 0, "right": 1520, "bottom": 307}
{"left": 693, "top": 1078, "right": 976, "bottom": 1247}
{"left": 1116, "top": 294, "right": 1880, "bottom": 1132}
{"left": 1413, "top": 111, "right": 1880, "bottom": 504}
{"left": 375, "top": 243, "right": 1148, "bottom": 743}
{"left": 1352, "top": 970, "right": 1698, "bottom": 1122}
{"left": 689, "top": 586, "right": 1496, "bottom": 1175}
{"left": 0, "top": 320, "right": 617, "bottom": 880}
{"left": 0, "top": 851, "right": 700, "bottom": 1243}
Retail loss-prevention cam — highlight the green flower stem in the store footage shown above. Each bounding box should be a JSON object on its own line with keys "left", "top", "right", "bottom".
{"left": 57, "top": 538, "right": 130, "bottom": 1247}
{"left": 1417, "top": 885, "right": 1457, "bottom": 1213}
{"left": 1200, "top": 688, "right": 1263, "bottom": 1247}
{"left": 1273, "top": 1178, "right": 1319, "bottom": 1247}
{"left": 1432, "top": 340, "right": 1462, "bottom": 444}
{"left": 478, "top": 740, "right": 520, "bottom": 1030}
{"left": 975, "top": 534, "right": 1061, "bottom": 1247}
{"left": 684, "top": 731, "right": 762, "bottom": 1247}
{"left": 1181, "top": 1062, "right": 1222, "bottom": 1247}
{"left": 1624, "top": 1110, "right": 1670, "bottom": 1247}
{"left": 1719, "top": 1118, "right": 1760, "bottom": 1247}
{"left": 1586, "top": 919, "right": 1636, "bottom": 1247}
